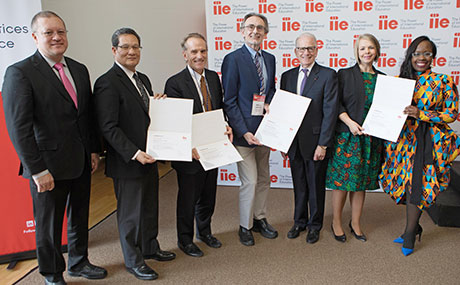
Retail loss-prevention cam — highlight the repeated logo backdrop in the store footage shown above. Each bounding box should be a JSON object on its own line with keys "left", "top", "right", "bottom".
{"left": 205, "top": 0, "right": 460, "bottom": 187}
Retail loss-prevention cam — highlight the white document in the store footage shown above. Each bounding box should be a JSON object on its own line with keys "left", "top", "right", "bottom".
{"left": 146, "top": 98, "right": 193, "bottom": 161}
{"left": 255, "top": 89, "right": 311, "bottom": 153}
{"left": 362, "top": 75, "right": 416, "bottom": 143}
{"left": 192, "top": 109, "right": 243, "bottom": 171}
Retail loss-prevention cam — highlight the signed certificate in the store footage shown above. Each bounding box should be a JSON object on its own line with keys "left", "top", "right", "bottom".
{"left": 255, "top": 89, "right": 311, "bottom": 153}
{"left": 146, "top": 98, "right": 193, "bottom": 161}
{"left": 192, "top": 109, "right": 242, "bottom": 171}
{"left": 362, "top": 75, "right": 415, "bottom": 143}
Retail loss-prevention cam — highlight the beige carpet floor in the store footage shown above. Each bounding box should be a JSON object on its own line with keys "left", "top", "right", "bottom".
{"left": 18, "top": 171, "right": 460, "bottom": 284}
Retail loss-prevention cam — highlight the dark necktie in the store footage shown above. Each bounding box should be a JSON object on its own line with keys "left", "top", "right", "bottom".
{"left": 300, "top": 68, "right": 309, "bottom": 95}
{"left": 254, "top": 52, "right": 265, "bottom": 95}
{"left": 200, "top": 75, "right": 212, "bottom": 111}
{"left": 54, "top": 63, "right": 78, "bottom": 109}
{"left": 133, "top": 73, "right": 149, "bottom": 109}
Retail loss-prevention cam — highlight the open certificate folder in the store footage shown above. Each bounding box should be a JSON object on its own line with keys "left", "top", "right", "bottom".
{"left": 192, "top": 109, "right": 242, "bottom": 171}
{"left": 146, "top": 98, "right": 193, "bottom": 161}
{"left": 255, "top": 89, "right": 311, "bottom": 153}
{"left": 362, "top": 75, "right": 416, "bottom": 143}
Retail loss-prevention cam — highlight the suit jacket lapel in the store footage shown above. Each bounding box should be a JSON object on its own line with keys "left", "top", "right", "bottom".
{"left": 31, "top": 51, "right": 76, "bottom": 107}
{"left": 113, "top": 63, "right": 149, "bottom": 115}
{"left": 301, "top": 63, "right": 320, "bottom": 96}
{"left": 352, "top": 64, "right": 366, "bottom": 105}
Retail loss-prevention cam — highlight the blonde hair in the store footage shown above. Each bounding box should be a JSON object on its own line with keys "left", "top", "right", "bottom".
{"left": 354, "top": 34, "right": 381, "bottom": 64}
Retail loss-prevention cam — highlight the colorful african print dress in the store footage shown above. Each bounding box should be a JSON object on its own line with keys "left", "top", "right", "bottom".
{"left": 379, "top": 69, "right": 460, "bottom": 211}
{"left": 326, "top": 72, "right": 383, "bottom": 192}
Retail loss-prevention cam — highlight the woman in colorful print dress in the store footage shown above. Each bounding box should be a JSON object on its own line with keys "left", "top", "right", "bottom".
{"left": 379, "top": 36, "right": 460, "bottom": 256}
{"left": 326, "top": 34, "right": 384, "bottom": 243}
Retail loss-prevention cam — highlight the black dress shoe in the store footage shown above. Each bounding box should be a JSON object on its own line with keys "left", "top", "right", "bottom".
{"left": 238, "top": 226, "right": 255, "bottom": 246}
{"left": 126, "top": 263, "right": 158, "bottom": 280}
{"left": 68, "top": 261, "right": 107, "bottom": 279}
{"left": 306, "top": 229, "right": 320, "bottom": 244}
{"left": 178, "top": 242, "right": 204, "bottom": 257}
{"left": 197, "top": 234, "right": 222, "bottom": 248}
{"left": 252, "top": 218, "right": 278, "bottom": 239}
{"left": 287, "top": 225, "right": 306, "bottom": 239}
{"left": 349, "top": 221, "right": 367, "bottom": 242}
{"left": 331, "top": 224, "right": 346, "bottom": 243}
{"left": 144, "top": 249, "right": 176, "bottom": 261}
{"left": 44, "top": 277, "right": 66, "bottom": 285}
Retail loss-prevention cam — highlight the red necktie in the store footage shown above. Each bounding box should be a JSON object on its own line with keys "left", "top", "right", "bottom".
{"left": 54, "top": 62, "right": 78, "bottom": 109}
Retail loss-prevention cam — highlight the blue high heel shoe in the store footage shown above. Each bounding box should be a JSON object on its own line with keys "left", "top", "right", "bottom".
{"left": 393, "top": 224, "right": 423, "bottom": 244}
{"left": 401, "top": 247, "right": 414, "bottom": 256}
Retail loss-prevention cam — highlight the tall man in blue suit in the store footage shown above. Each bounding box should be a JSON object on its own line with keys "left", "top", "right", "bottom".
{"left": 280, "top": 32, "right": 338, "bottom": 244}
{"left": 222, "top": 13, "right": 278, "bottom": 246}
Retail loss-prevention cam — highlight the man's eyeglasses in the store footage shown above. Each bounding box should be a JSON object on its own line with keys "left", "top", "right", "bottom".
{"left": 296, "top": 46, "right": 317, "bottom": 53}
{"left": 117, "top": 45, "right": 142, "bottom": 51}
{"left": 412, "top": 52, "right": 433, "bottom": 58}
{"left": 242, "top": 24, "right": 266, "bottom": 32}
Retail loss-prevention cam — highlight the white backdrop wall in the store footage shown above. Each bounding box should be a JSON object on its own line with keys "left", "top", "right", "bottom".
{"left": 205, "top": 0, "right": 460, "bottom": 187}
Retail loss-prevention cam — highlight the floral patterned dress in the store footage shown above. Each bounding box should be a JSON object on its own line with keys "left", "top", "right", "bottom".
{"left": 379, "top": 69, "right": 460, "bottom": 211}
{"left": 326, "top": 72, "right": 383, "bottom": 192}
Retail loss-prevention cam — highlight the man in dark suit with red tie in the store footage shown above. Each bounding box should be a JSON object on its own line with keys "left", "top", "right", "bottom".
{"left": 280, "top": 32, "right": 338, "bottom": 244}
{"left": 164, "top": 33, "right": 232, "bottom": 257}
{"left": 93, "top": 28, "right": 175, "bottom": 280}
{"left": 2, "top": 11, "right": 106, "bottom": 285}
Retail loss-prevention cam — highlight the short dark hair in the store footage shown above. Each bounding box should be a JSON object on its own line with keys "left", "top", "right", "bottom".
{"left": 241, "top": 13, "right": 269, "bottom": 33}
{"left": 31, "top": 11, "right": 65, "bottom": 33}
{"left": 399, "top": 35, "right": 437, "bottom": 80}
{"left": 111, "top": 27, "right": 141, "bottom": 47}
{"left": 181, "top": 33, "right": 207, "bottom": 51}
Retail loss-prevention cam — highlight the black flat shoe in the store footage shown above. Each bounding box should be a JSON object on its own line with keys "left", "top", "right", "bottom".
{"left": 349, "top": 221, "right": 367, "bottom": 242}
{"left": 197, "top": 234, "right": 222, "bottom": 248}
{"left": 126, "top": 263, "right": 158, "bottom": 280}
{"left": 178, "top": 242, "right": 204, "bottom": 257}
{"left": 68, "top": 261, "right": 107, "bottom": 279}
{"left": 252, "top": 218, "right": 278, "bottom": 239}
{"left": 239, "top": 226, "right": 255, "bottom": 246}
{"left": 287, "top": 225, "right": 306, "bottom": 239}
{"left": 331, "top": 224, "right": 346, "bottom": 243}
{"left": 306, "top": 229, "right": 320, "bottom": 244}
{"left": 144, "top": 249, "right": 176, "bottom": 261}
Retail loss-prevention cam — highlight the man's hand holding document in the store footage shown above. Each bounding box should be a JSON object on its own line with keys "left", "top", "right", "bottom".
{"left": 255, "top": 89, "right": 311, "bottom": 152}
{"left": 192, "top": 109, "right": 242, "bottom": 171}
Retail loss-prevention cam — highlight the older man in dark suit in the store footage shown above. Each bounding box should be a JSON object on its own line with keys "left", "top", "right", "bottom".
{"left": 164, "top": 33, "right": 232, "bottom": 257}
{"left": 280, "top": 32, "right": 338, "bottom": 244}
{"left": 2, "top": 11, "right": 106, "bottom": 285}
{"left": 93, "top": 28, "right": 175, "bottom": 281}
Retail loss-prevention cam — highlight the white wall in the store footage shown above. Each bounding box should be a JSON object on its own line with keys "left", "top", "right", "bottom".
{"left": 42, "top": 0, "right": 207, "bottom": 92}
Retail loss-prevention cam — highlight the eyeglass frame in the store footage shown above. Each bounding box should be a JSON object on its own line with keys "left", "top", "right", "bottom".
{"left": 295, "top": 46, "right": 317, "bottom": 53}
{"left": 241, "top": 24, "right": 267, "bottom": 33}
{"left": 412, "top": 52, "right": 433, "bottom": 58}
{"left": 116, "top": 45, "right": 143, "bottom": 51}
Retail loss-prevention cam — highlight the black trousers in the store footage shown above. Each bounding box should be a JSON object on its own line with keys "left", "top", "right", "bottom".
{"left": 113, "top": 163, "right": 159, "bottom": 268}
{"left": 30, "top": 160, "right": 91, "bottom": 280}
{"left": 176, "top": 168, "right": 218, "bottom": 245}
{"left": 289, "top": 150, "right": 328, "bottom": 231}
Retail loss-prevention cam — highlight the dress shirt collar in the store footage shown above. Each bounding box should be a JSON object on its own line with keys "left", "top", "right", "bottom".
{"left": 39, "top": 50, "right": 67, "bottom": 68}
{"left": 244, "top": 43, "right": 262, "bottom": 60}
{"left": 299, "top": 62, "right": 315, "bottom": 74}
{"left": 115, "top": 60, "right": 136, "bottom": 79}
{"left": 187, "top": 65, "right": 206, "bottom": 81}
